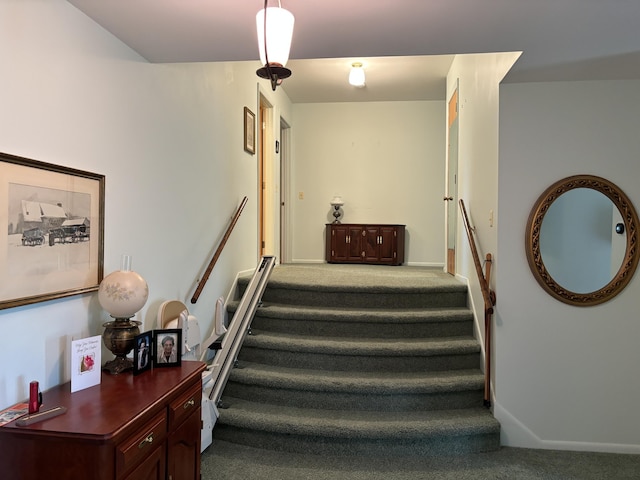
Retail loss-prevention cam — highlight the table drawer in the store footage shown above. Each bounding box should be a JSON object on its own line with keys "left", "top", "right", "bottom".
{"left": 169, "top": 381, "right": 201, "bottom": 429}
{"left": 117, "top": 411, "right": 167, "bottom": 475}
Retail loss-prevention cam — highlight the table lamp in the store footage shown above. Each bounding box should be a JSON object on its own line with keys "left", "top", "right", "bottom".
{"left": 99, "top": 255, "right": 149, "bottom": 374}
{"left": 330, "top": 196, "right": 344, "bottom": 224}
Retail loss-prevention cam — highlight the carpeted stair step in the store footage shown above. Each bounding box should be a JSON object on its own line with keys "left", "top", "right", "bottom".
{"left": 223, "top": 362, "right": 484, "bottom": 411}
{"left": 214, "top": 398, "right": 500, "bottom": 456}
{"left": 228, "top": 302, "right": 474, "bottom": 338}
{"left": 238, "top": 330, "right": 481, "bottom": 372}
{"left": 211, "top": 265, "right": 500, "bottom": 462}
{"left": 237, "top": 276, "right": 468, "bottom": 309}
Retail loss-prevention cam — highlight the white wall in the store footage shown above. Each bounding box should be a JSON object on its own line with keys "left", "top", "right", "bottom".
{"left": 445, "top": 52, "right": 520, "bottom": 388}
{"left": 290, "top": 101, "right": 445, "bottom": 265}
{"left": 0, "top": 0, "right": 291, "bottom": 408}
{"left": 496, "top": 80, "right": 640, "bottom": 452}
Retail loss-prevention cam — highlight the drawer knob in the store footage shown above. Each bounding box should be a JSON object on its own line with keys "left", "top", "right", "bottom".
{"left": 138, "top": 433, "right": 154, "bottom": 449}
{"left": 183, "top": 398, "right": 195, "bottom": 409}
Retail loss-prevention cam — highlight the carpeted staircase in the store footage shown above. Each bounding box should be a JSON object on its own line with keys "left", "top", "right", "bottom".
{"left": 211, "top": 264, "right": 500, "bottom": 460}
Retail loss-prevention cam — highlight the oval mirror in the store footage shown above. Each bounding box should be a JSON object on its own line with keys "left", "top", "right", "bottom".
{"left": 525, "top": 175, "right": 639, "bottom": 306}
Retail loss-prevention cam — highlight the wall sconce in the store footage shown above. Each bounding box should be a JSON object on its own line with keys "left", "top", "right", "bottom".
{"left": 256, "top": 0, "right": 295, "bottom": 91}
{"left": 330, "top": 196, "right": 344, "bottom": 224}
{"left": 349, "top": 62, "right": 366, "bottom": 88}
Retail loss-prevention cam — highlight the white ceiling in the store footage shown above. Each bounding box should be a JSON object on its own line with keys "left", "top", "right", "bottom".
{"left": 67, "top": 0, "right": 640, "bottom": 103}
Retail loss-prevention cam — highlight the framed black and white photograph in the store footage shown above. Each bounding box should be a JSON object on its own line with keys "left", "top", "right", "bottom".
{"left": 244, "top": 106, "right": 256, "bottom": 154}
{"left": 153, "top": 329, "right": 182, "bottom": 368}
{"left": 0, "top": 152, "right": 105, "bottom": 310}
{"left": 133, "top": 331, "right": 153, "bottom": 375}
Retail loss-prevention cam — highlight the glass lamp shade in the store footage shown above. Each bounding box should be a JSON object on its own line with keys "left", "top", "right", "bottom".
{"left": 330, "top": 196, "right": 344, "bottom": 207}
{"left": 256, "top": 6, "right": 294, "bottom": 67}
{"left": 349, "top": 63, "right": 366, "bottom": 88}
{"left": 98, "top": 259, "right": 149, "bottom": 319}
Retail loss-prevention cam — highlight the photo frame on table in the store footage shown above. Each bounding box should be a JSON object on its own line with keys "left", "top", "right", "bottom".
{"left": 153, "top": 329, "right": 182, "bottom": 368}
{"left": 0, "top": 151, "right": 105, "bottom": 310}
{"left": 244, "top": 106, "right": 256, "bottom": 154}
{"left": 133, "top": 331, "right": 153, "bottom": 375}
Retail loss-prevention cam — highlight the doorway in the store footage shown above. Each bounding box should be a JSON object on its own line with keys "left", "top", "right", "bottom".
{"left": 279, "top": 118, "right": 291, "bottom": 263}
{"left": 446, "top": 85, "right": 459, "bottom": 275}
{"left": 258, "top": 95, "right": 271, "bottom": 258}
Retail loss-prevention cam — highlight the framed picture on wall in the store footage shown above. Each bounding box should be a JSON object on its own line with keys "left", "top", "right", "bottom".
{"left": 244, "top": 106, "right": 256, "bottom": 154}
{"left": 153, "top": 329, "right": 182, "bottom": 368}
{"left": 0, "top": 151, "right": 105, "bottom": 310}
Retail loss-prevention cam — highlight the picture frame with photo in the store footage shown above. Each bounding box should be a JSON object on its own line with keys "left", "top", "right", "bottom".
{"left": 153, "top": 329, "right": 182, "bottom": 368}
{"left": 133, "top": 331, "right": 153, "bottom": 375}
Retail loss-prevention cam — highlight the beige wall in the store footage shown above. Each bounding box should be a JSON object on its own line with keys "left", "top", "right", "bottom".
{"left": 290, "top": 101, "right": 446, "bottom": 265}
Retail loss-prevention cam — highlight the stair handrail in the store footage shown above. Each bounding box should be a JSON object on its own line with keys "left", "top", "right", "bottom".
{"left": 203, "top": 255, "right": 276, "bottom": 413}
{"left": 459, "top": 199, "right": 496, "bottom": 407}
{"left": 191, "top": 196, "right": 248, "bottom": 304}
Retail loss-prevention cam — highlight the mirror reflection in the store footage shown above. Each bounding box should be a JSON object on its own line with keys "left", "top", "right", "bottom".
{"left": 540, "top": 188, "right": 625, "bottom": 293}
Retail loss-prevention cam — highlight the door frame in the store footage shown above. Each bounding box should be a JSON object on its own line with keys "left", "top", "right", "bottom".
{"left": 446, "top": 83, "right": 459, "bottom": 275}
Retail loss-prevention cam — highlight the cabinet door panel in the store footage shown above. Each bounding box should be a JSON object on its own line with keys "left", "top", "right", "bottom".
{"left": 378, "top": 226, "right": 398, "bottom": 263}
{"left": 123, "top": 444, "right": 165, "bottom": 480}
{"left": 347, "top": 226, "right": 364, "bottom": 261}
{"left": 166, "top": 407, "right": 201, "bottom": 480}
{"left": 330, "top": 225, "right": 349, "bottom": 261}
{"left": 363, "top": 226, "right": 380, "bottom": 263}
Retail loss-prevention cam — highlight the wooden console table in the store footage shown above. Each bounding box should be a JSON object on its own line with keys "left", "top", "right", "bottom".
{"left": 0, "top": 361, "right": 205, "bottom": 480}
{"left": 326, "top": 223, "right": 405, "bottom": 265}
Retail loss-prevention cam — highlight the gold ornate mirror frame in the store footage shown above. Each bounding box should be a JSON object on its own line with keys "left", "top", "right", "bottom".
{"left": 526, "top": 175, "right": 639, "bottom": 306}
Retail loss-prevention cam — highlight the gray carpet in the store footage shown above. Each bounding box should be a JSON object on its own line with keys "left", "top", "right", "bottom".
{"left": 203, "top": 264, "right": 640, "bottom": 478}
{"left": 201, "top": 440, "right": 640, "bottom": 479}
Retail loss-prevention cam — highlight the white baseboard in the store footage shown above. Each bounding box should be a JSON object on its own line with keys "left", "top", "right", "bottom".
{"left": 493, "top": 401, "right": 640, "bottom": 454}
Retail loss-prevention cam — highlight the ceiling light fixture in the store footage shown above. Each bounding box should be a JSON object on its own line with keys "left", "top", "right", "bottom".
{"left": 349, "top": 62, "right": 366, "bottom": 88}
{"left": 256, "top": 0, "right": 294, "bottom": 91}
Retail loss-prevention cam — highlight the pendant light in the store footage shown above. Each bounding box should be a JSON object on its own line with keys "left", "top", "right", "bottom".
{"left": 349, "top": 62, "right": 366, "bottom": 88}
{"left": 256, "top": 0, "right": 294, "bottom": 91}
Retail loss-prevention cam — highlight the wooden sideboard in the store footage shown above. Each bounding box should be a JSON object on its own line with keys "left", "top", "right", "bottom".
{"left": 326, "top": 223, "right": 405, "bottom": 265}
{"left": 0, "top": 361, "right": 205, "bottom": 480}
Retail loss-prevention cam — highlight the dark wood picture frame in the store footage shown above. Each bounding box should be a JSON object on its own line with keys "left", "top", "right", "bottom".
{"left": 153, "top": 329, "right": 182, "bottom": 368}
{"left": 244, "top": 106, "right": 256, "bottom": 154}
{"left": 0, "top": 151, "right": 105, "bottom": 310}
{"left": 133, "top": 331, "right": 153, "bottom": 375}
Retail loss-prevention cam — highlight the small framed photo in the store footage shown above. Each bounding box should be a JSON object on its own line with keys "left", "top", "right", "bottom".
{"left": 244, "top": 106, "right": 256, "bottom": 154}
{"left": 133, "top": 331, "right": 153, "bottom": 375}
{"left": 153, "top": 329, "right": 182, "bottom": 368}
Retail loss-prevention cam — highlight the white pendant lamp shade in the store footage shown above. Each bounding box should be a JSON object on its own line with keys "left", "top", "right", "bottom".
{"left": 256, "top": 7, "right": 294, "bottom": 67}
{"left": 349, "top": 62, "right": 366, "bottom": 87}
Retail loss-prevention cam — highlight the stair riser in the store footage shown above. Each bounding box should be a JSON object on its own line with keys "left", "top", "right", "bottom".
{"left": 214, "top": 425, "right": 500, "bottom": 456}
{"left": 223, "top": 382, "right": 484, "bottom": 411}
{"left": 251, "top": 316, "right": 473, "bottom": 338}
{"left": 245, "top": 286, "right": 468, "bottom": 309}
{"left": 238, "top": 347, "right": 481, "bottom": 372}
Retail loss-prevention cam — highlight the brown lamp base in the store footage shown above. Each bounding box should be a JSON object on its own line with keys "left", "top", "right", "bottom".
{"left": 102, "top": 356, "right": 133, "bottom": 375}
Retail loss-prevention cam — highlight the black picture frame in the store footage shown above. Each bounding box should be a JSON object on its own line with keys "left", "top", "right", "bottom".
{"left": 244, "top": 106, "right": 256, "bottom": 154}
{"left": 133, "top": 331, "right": 153, "bottom": 375}
{"left": 153, "top": 329, "right": 182, "bottom": 368}
{"left": 0, "top": 151, "right": 105, "bottom": 310}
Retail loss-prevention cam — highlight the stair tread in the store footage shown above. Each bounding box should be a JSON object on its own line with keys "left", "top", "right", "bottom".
{"left": 230, "top": 362, "right": 484, "bottom": 393}
{"left": 219, "top": 397, "right": 499, "bottom": 438}
{"left": 234, "top": 303, "right": 474, "bottom": 323}
{"left": 243, "top": 330, "right": 481, "bottom": 355}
